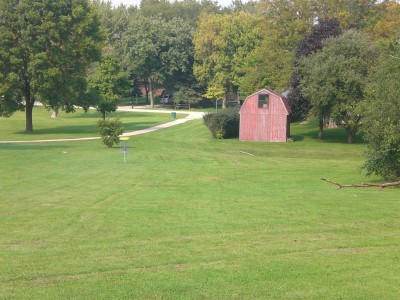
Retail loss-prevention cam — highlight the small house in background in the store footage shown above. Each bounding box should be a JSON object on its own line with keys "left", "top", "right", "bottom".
{"left": 239, "top": 89, "right": 291, "bottom": 142}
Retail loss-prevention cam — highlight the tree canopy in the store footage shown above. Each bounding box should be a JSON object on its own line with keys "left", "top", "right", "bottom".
{"left": 0, "top": 0, "right": 104, "bottom": 133}
{"left": 362, "top": 43, "right": 400, "bottom": 180}
{"left": 120, "top": 15, "right": 193, "bottom": 108}
{"left": 87, "top": 52, "right": 129, "bottom": 119}
{"left": 287, "top": 18, "right": 342, "bottom": 121}
{"left": 193, "top": 12, "right": 261, "bottom": 107}
{"left": 299, "top": 30, "right": 380, "bottom": 143}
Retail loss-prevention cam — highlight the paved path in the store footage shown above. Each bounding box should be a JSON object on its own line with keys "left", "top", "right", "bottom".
{"left": 0, "top": 107, "right": 204, "bottom": 144}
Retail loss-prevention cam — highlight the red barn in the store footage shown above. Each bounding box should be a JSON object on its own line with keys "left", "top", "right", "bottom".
{"left": 239, "top": 89, "right": 291, "bottom": 142}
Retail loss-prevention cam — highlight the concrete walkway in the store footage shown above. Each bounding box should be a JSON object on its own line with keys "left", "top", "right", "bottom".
{"left": 0, "top": 107, "right": 204, "bottom": 144}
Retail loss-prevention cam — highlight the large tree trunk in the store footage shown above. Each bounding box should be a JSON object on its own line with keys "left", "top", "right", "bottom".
{"left": 347, "top": 133, "right": 354, "bottom": 144}
{"left": 144, "top": 80, "right": 149, "bottom": 102}
{"left": 25, "top": 103, "right": 33, "bottom": 133}
{"left": 317, "top": 118, "right": 324, "bottom": 140}
{"left": 148, "top": 79, "right": 154, "bottom": 108}
{"left": 51, "top": 109, "right": 58, "bottom": 118}
{"left": 346, "top": 125, "right": 358, "bottom": 144}
{"left": 221, "top": 92, "right": 227, "bottom": 109}
{"left": 346, "top": 117, "right": 361, "bottom": 144}
{"left": 24, "top": 83, "right": 34, "bottom": 133}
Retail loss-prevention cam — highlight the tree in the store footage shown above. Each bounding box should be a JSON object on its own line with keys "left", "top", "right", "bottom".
{"left": 172, "top": 85, "right": 202, "bottom": 110}
{"left": 227, "top": 0, "right": 259, "bottom": 14}
{"left": 238, "top": 0, "right": 315, "bottom": 95}
{"left": 236, "top": 0, "right": 384, "bottom": 98}
{"left": 120, "top": 15, "right": 193, "bottom": 108}
{"left": 97, "top": 118, "right": 124, "bottom": 148}
{"left": 92, "top": 0, "right": 133, "bottom": 47}
{"left": 140, "top": 0, "right": 221, "bottom": 26}
{"left": 87, "top": 52, "right": 129, "bottom": 119}
{"left": 362, "top": 45, "right": 400, "bottom": 180}
{"left": 287, "top": 18, "right": 342, "bottom": 121}
{"left": 0, "top": 0, "right": 104, "bottom": 133}
{"left": 299, "top": 30, "right": 380, "bottom": 143}
{"left": 311, "top": 0, "right": 383, "bottom": 31}
{"left": 194, "top": 12, "right": 261, "bottom": 108}
{"left": 298, "top": 51, "right": 337, "bottom": 140}
{"left": 371, "top": 1, "right": 400, "bottom": 42}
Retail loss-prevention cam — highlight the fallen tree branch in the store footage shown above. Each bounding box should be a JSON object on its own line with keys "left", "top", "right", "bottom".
{"left": 321, "top": 178, "right": 400, "bottom": 189}
{"left": 239, "top": 150, "right": 255, "bottom": 156}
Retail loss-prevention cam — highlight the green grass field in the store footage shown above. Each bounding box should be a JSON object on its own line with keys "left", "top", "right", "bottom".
{"left": 1, "top": 110, "right": 399, "bottom": 299}
{"left": 0, "top": 107, "right": 185, "bottom": 141}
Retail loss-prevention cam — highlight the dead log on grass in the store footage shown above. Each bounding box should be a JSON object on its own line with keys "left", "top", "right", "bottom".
{"left": 321, "top": 178, "right": 400, "bottom": 189}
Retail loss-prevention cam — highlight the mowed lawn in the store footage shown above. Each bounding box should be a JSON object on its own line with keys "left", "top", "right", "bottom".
{"left": 0, "top": 107, "right": 185, "bottom": 141}
{"left": 0, "top": 110, "right": 399, "bottom": 299}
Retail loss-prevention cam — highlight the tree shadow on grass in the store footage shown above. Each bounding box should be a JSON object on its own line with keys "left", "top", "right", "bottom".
{"left": 291, "top": 121, "right": 365, "bottom": 144}
{"left": 290, "top": 135, "right": 304, "bottom": 142}
{"left": 69, "top": 111, "right": 168, "bottom": 120}
{"left": 302, "top": 127, "right": 365, "bottom": 144}
{"left": 12, "top": 124, "right": 98, "bottom": 136}
{"left": 0, "top": 144, "right": 71, "bottom": 151}
{"left": 10, "top": 121, "right": 161, "bottom": 137}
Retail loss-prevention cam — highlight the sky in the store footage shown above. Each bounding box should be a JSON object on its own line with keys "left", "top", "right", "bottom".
{"left": 110, "top": 0, "right": 235, "bottom": 8}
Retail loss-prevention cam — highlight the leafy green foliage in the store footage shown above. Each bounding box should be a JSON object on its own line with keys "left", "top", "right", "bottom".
{"left": 299, "top": 30, "right": 380, "bottom": 143}
{"left": 203, "top": 107, "right": 240, "bottom": 139}
{"left": 172, "top": 86, "right": 202, "bottom": 109}
{"left": 304, "top": 0, "right": 383, "bottom": 30}
{"left": 171, "top": 90, "right": 185, "bottom": 106}
{"left": 87, "top": 53, "right": 129, "bottom": 119}
{"left": 97, "top": 118, "right": 124, "bottom": 148}
{"left": 237, "top": 0, "right": 386, "bottom": 97}
{"left": 238, "top": 0, "right": 315, "bottom": 95}
{"left": 362, "top": 54, "right": 400, "bottom": 180}
{"left": 194, "top": 12, "right": 261, "bottom": 107}
{"left": 140, "top": 0, "right": 221, "bottom": 27}
{"left": 120, "top": 15, "right": 193, "bottom": 108}
{"left": 371, "top": 2, "right": 400, "bottom": 42}
{"left": 92, "top": 1, "right": 133, "bottom": 47}
{"left": 288, "top": 18, "right": 342, "bottom": 121}
{"left": 0, "top": 0, "right": 104, "bottom": 132}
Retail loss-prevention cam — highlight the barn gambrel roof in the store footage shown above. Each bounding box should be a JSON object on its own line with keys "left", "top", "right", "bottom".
{"left": 240, "top": 88, "right": 292, "bottom": 115}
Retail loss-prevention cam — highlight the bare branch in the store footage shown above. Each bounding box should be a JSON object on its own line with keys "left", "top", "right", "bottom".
{"left": 239, "top": 150, "right": 255, "bottom": 156}
{"left": 321, "top": 178, "right": 400, "bottom": 189}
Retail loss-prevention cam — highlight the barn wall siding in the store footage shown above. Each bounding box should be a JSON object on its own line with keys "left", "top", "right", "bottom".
{"left": 239, "top": 89, "right": 291, "bottom": 143}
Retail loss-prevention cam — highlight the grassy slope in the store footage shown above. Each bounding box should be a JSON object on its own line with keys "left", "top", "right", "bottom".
{"left": 0, "top": 115, "right": 399, "bottom": 299}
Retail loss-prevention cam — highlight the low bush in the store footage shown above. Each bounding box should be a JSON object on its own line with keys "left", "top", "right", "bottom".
{"left": 97, "top": 118, "right": 124, "bottom": 148}
{"left": 203, "top": 107, "right": 240, "bottom": 139}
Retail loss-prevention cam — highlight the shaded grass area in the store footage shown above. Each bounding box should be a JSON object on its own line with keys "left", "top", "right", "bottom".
{"left": 0, "top": 119, "right": 399, "bottom": 299}
{"left": 119, "top": 96, "right": 148, "bottom": 106}
{"left": 0, "top": 107, "right": 185, "bottom": 140}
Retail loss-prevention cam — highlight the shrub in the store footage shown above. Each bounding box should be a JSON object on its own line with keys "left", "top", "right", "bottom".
{"left": 362, "top": 56, "right": 400, "bottom": 180}
{"left": 96, "top": 118, "right": 124, "bottom": 148}
{"left": 203, "top": 107, "right": 240, "bottom": 139}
